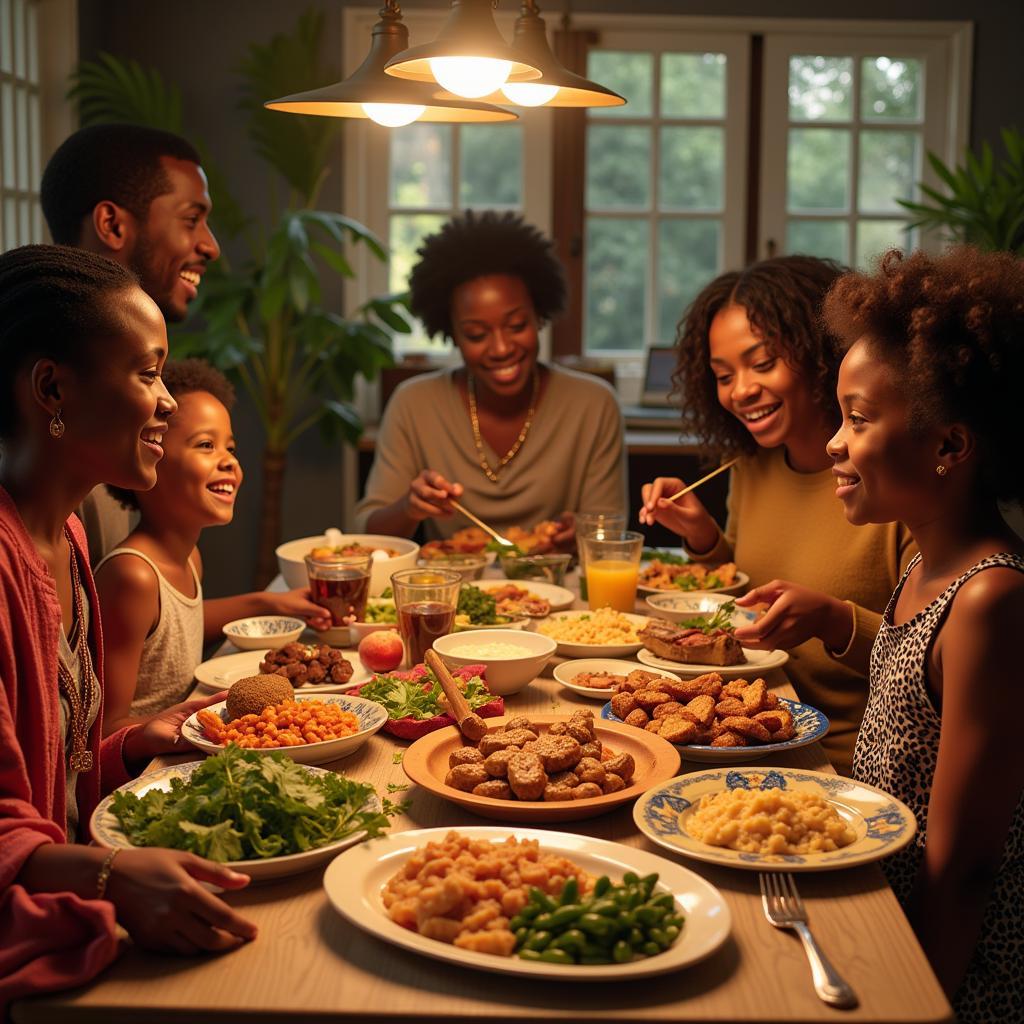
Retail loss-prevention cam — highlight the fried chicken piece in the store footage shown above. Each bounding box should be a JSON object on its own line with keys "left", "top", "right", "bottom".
{"left": 575, "top": 757, "right": 606, "bottom": 785}
{"left": 659, "top": 716, "right": 699, "bottom": 745}
{"left": 445, "top": 764, "right": 491, "bottom": 791}
{"left": 601, "top": 773, "right": 626, "bottom": 794}
{"left": 719, "top": 715, "right": 773, "bottom": 743}
{"left": 742, "top": 679, "right": 768, "bottom": 714}
{"left": 715, "top": 698, "right": 747, "bottom": 719}
{"left": 548, "top": 770, "right": 579, "bottom": 787}
{"left": 652, "top": 700, "right": 685, "bottom": 720}
{"left": 625, "top": 669, "right": 668, "bottom": 689}
{"left": 602, "top": 752, "right": 635, "bottom": 782}
{"left": 722, "top": 678, "right": 751, "bottom": 699}
{"left": 754, "top": 708, "right": 790, "bottom": 734}
{"left": 472, "top": 780, "right": 513, "bottom": 800}
{"left": 685, "top": 694, "right": 717, "bottom": 728}
{"left": 634, "top": 688, "right": 673, "bottom": 710}
{"left": 610, "top": 692, "right": 638, "bottom": 720}
{"left": 449, "top": 747, "right": 485, "bottom": 768}
{"left": 710, "top": 730, "right": 748, "bottom": 748}
{"left": 544, "top": 783, "right": 576, "bottom": 801}
{"left": 478, "top": 728, "right": 537, "bottom": 756}
{"left": 580, "top": 740, "right": 603, "bottom": 760}
{"left": 503, "top": 716, "right": 539, "bottom": 735}
{"left": 529, "top": 734, "right": 582, "bottom": 772}
{"left": 506, "top": 752, "right": 548, "bottom": 800}
{"left": 483, "top": 749, "right": 519, "bottom": 777}
{"left": 624, "top": 708, "right": 650, "bottom": 729}
{"left": 572, "top": 783, "right": 603, "bottom": 800}
{"left": 645, "top": 719, "right": 664, "bottom": 734}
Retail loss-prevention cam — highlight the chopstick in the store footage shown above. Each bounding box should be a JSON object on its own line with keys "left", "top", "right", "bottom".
{"left": 666, "top": 458, "right": 739, "bottom": 502}
{"left": 449, "top": 499, "right": 513, "bottom": 547}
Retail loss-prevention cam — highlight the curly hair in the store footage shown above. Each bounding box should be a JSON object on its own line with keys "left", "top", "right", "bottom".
{"left": 673, "top": 255, "right": 847, "bottom": 459}
{"left": 0, "top": 244, "right": 138, "bottom": 438}
{"left": 107, "top": 358, "right": 235, "bottom": 510}
{"left": 823, "top": 245, "right": 1024, "bottom": 505}
{"left": 408, "top": 210, "right": 567, "bottom": 339}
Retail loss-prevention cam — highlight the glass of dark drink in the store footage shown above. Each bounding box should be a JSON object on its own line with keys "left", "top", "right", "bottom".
{"left": 305, "top": 551, "right": 373, "bottom": 625}
{"left": 390, "top": 568, "right": 461, "bottom": 668}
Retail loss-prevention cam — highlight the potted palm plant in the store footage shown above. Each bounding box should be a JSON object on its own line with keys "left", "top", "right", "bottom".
{"left": 69, "top": 10, "right": 410, "bottom": 584}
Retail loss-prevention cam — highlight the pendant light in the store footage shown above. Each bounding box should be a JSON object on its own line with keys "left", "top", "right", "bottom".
{"left": 264, "top": 2, "right": 517, "bottom": 126}
{"left": 383, "top": 0, "right": 542, "bottom": 100}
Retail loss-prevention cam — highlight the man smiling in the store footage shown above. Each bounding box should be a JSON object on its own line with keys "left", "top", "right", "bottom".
{"left": 41, "top": 124, "right": 221, "bottom": 563}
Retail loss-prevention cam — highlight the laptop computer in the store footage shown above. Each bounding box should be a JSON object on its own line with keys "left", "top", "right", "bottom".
{"left": 620, "top": 346, "right": 679, "bottom": 423}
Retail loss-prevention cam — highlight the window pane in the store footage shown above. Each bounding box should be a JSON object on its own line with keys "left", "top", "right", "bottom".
{"left": 3, "top": 198, "right": 16, "bottom": 247}
{"left": 26, "top": 0, "right": 36, "bottom": 83}
{"left": 788, "top": 56, "right": 853, "bottom": 122}
{"left": 0, "top": 0, "right": 11, "bottom": 74}
{"left": 661, "top": 53, "right": 726, "bottom": 118}
{"left": 659, "top": 126, "right": 723, "bottom": 210}
{"left": 459, "top": 124, "right": 522, "bottom": 208}
{"left": 859, "top": 130, "right": 919, "bottom": 213}
{"left": 787, "top": 219, "right": 849, "bottom": 263}
{"left": 788, "top": 128, "right": 850, "bottom": 210}
{"left": 18, "top": 197, "right": 29, "bottom": 244}
{"left": 12, "top": 0, "right": 24, "bottom": 78}
{"left": 1, "top": 83, "right": 14, "bottom": 189}
{"left": 389, "top": 213, "right": 448, "bottom": 349}
{"left": 856, "top": 220, "right": 910, "bottom": 269}
{"left": 657, "top": 219, "right": 720, "bottom": 344}
{"left": 862, "top": 57, "right": 923, "bottom": 122}
{"left": 15, "top": 85, "right": 28, "bottom": 190}
{"left": 587, "top": 124, "right": 650, "bottom": 209}
{"left": 32, "top": 201, "right": 41, "bottom": 243}
{"left": 584, "top": 217, "right": 649, "bottom": 352}
{"left": 587, "top": 51, "right": 653, "bottom": 118}
{"left": 389, "top": 124, "right": 451, "bottom": 209}
{"left": 28, "top": 90, "right": 39, "bottom": 188}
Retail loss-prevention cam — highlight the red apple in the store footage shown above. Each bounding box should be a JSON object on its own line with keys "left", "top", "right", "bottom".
{"left": 358, "top": 629, "right": 404, "bottom": 672}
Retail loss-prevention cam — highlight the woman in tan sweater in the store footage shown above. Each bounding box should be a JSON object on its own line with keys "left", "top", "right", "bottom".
{"left": 640, "top": 256, "right": 914, "bottom": 774}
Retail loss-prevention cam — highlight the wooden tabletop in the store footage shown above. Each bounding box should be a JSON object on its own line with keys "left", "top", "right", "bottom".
{"left": 16, "top": 594, "right": 951, "bottom": 1023}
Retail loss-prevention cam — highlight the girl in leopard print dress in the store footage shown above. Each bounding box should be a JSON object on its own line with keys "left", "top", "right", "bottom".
{"left": 822, "top": 246, "right": 1024, "bottom": 1023}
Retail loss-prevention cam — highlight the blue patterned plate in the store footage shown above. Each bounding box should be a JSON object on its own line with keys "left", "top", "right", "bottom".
{"left": 602, "top": 696, "right": 828, "bottom": 764}
{"left": 181, "top": 692, "right": 388, "bottom": 766}
{"left": 634, "top": 767, "right": 916, "bottom": 872}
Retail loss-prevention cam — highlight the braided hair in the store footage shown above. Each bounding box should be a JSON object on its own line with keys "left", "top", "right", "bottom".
{"left": 0, "top": 244, "right": 138, "bottom": 437}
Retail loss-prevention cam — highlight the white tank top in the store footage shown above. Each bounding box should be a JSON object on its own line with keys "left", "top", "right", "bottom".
{"left": 95, "top": 547, "right": 204, "bottom": 716}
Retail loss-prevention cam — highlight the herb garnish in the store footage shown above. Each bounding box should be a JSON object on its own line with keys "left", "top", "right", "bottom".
{"left": 359, "top": 668, "right": 493, "bottom": 720}
{"left": 677, "top": 601, "right": 737, "bottom": 634}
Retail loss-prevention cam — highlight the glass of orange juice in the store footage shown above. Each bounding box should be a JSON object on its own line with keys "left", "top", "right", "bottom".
{"left": 582, "top": 530, "right": 644, "bottom": 612}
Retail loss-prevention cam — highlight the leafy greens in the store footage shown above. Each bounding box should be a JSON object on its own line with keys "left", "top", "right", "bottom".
{"left": 359, "top": 668, "right": 493, "bottom": 720}
{"left": 678, "top": 601, "right": 738, "bottom": 634}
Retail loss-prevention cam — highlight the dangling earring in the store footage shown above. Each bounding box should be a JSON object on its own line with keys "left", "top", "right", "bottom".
{"left": 49, "top": 409, "right": 65, "bottom": 439}
{"left": 935, "top": 464, "right": 947, "bottom": 477}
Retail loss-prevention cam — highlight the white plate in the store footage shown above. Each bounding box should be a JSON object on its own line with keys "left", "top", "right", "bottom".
{"left": 534, "top": 611, "right": 649, "bottom": 658}
{"left": 552, "top": 658, "right": 682, "bottom": 700}
{"left": 181, "top": 692, "right": 388, "bottom": 766}
{"left": 193, "top": 648, "right": 371, "bottom": 694}
{"left": 637, "top": 568, "right": 750, "bottom": 597}
{"left": 636, "top": 645, "right": 789, "bottom": 678}
{"left": 475, "top": 578, "right": 575, "bottom": 612}
{"left": 602, "top": 696, "right": 829, "bottom": 764}
{"left": 634, "top": 767, "right": 916, "bottom": 872}
{"left": 90, "top": 761, "right": 380, "bottom": 882}
{"left": 323, "top": 826, "right": 731, "bottom": 979}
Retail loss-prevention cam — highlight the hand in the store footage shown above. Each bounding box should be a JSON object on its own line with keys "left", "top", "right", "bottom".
{"left": 734, "top": 580, "right": 854, "bottom": 652}
{"left": 107, "top": 848, "right": 257, "bottom": 955}
{"left": 123, "top": 691, "right": 228, "bottom": 763}
{"left": 551, "top": 511, "right": 576, "bottom": 553}
{"left": 405, "top": 470, "right": 463, "bottom": 521}
{"left": 638, "top": 477, "right": 719, "bottom": 553}
{"left": 268, "top": 588, "right": 332, "bottom": 630}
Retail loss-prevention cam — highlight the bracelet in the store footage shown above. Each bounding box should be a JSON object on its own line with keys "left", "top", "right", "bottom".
{"left": 826, "top": 600, "right": 858, "bottom": 659}
{"left": 96, "top": 847, "right": 121, "bottom": 899}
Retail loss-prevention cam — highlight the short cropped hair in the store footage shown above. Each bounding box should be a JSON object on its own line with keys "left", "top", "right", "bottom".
{"left": 0, "top": 244, "right": 138, "bottom": 438}
{"left": 673, "top": 255, "right": 847, "bottom": 458}
{"left": 408, "top": 210, "right": 567, "bottom": 339}
{"left": 41, "top": 124, "right": 202, "bottom": 244}
{"left": 824, "top": 246, "right": 1024, "bottom": 505}
{"left": 107, "top": 358, "right": 236, "bottom": 510}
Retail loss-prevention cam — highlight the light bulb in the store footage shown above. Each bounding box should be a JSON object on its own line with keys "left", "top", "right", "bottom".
{"left": 500, "top": 81, "right": 559, "bottom": 106}
{"left": 360, "top": 102, "right": 425, "bottom": 127}
{"left": 429, "top": 56, "right": 511, "bottom": 98}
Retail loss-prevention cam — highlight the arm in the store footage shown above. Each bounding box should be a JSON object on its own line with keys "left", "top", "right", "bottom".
{"left": 203, "top": 592, "right": 331, "bottom": 642}
{"left": 638, "top": 467, "right": 737, "bottom": 559}
{"left": 906, "top": 570, "right": 1024, "bottom": 997}
{"left": 93, "top": 555, "right": 159, "bottom": 735}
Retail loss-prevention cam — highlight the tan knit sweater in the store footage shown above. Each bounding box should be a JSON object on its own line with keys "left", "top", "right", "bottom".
{"left": 692, "top": 447, "right": 916, "bottom": 775}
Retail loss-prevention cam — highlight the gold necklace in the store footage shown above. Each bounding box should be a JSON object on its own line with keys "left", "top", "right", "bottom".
{"left": 467, "top": 367, "right": 540, "bottom": 483}
{"left": 57, "top": 528, "right": 97, "bottom": 773}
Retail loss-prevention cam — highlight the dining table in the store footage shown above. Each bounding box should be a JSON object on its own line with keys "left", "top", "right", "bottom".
{"left": 14, "top": 571, "right": 952, "bottom": 1024}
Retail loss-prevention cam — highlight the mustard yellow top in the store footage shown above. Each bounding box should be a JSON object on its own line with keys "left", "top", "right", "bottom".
{"left": 692, "top": 447, "right": 916, "bottom": 775}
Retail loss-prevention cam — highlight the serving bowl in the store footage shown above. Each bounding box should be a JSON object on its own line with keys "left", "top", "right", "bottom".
{"left": 432, "top": 628, "right": 556, "bottom": 696}
{"left": 644, "top": 592, "right": 759, "bottom": 626}
{"left": 416, "top": 553, "right": 489, "bottom": 580}
{"left": 498, "top": 552, "right": 571, "bottom": 586}
{"left": 222, "top": 616, "right": 305, "bottom": 651}
{"left": 275, "top": 534, "right": 419, "bottom": 596}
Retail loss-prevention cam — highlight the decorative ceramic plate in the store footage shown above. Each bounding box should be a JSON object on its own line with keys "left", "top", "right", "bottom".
{"left": 323, "top": 826, "right": 731, "bottom": 979}
{"left": 634, "top": 767, "right": 916, "bottom": 872}
{"left": 181, "top": 692, "right": 387, "bottom": 766}
{"left": 637, "top": 568, "right": 750, "bottom": 597}
{"left": 636, "top": 645, "right": 789, "bottom": 678}
{"left": 552, "top": 658, "right": 682, "bottom": 700}
{"left": 602, "top": 696, "right": 829, "bottom": 764}
{"left": 475, "top": 578, "right": 575, "bottom": 612}
{"left": 193, "top": 648, "right": 370, "bottom": 695}
{"left": 535, "top": 611, "right": 649, "bottom": 658}
{"left": 90, "top": 761, "right": 380, "bottom": 881}
{"left": 402, "top": 714, "right": 681, "bottom": 823}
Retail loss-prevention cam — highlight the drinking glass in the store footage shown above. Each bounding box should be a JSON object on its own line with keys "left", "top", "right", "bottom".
{"left": 305, "top": 551, "right": 372, "bottom": 625}
{"left": 582, "top": 530, "right": 644, "bottom": 612}
{"left": 391, "top": 568, "right": 462, "bottom": 668}
{"left": 576, "top": 511, "right": 627, "bottom": 600}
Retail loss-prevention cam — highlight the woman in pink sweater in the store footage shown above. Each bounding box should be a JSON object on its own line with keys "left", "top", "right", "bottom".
{"left": 0, "top": 246, "right": 255, "bottom": 1012}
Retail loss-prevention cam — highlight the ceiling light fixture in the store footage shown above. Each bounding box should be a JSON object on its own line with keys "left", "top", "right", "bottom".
{"left": 383, "top": 0, "right": 542, "bottom": 100}
{"left": 264, "top": 2, "right": 517, "bottom": 126}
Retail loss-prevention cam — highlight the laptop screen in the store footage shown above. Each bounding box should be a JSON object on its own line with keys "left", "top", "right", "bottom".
{"left": 642, "top": 346, "right": 676, "bottom": 404}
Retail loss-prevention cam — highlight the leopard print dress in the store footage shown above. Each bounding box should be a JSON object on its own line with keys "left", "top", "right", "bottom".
{"left": 853, "top": 552, "right": 1024, "bottom": 1023}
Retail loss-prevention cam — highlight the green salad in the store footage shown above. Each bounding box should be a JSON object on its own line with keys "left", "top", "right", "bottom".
{"left": 677, "top": 601, "right": 738, "bottom": 634}
{"left": 359, "top": 668, "right": 492, "bottom": 720}
{"left": 110, "top": 745, "right": 399, "bottom": 862}
{"left": 455, "top": 584, "right": 511, "bottom": 626}
{"left": 364, "top": 597, "right": 397, "bottom": 624}
{"left": 642, "top": 547, "right": 688, "bottom": 566}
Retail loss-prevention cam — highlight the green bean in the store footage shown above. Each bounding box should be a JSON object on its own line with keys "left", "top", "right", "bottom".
{"left": 577, "top": 913, "right": 615, "bottom": 939}
{"left": 593, "top": 875, "right": 612, "bottom": 898}
{"left": 637, "top": 905, "right": 668, "bottom": 927}
{"left": 517, "top": 948, "right": 543, "bottom": 961}
{"left": 523, "top": 930, "right": 553, "bottom": 952}
{"left": 639, "top": 873, "right": 659, "bottom": 895}
{"left": 538, "top": 948, "right": 574, "bottom": 965}
{"left": 514, "top": 926, "right": 529, "bottom": 947}
{"left": 549, "top": 929, "right": 586, "bottom": 953}
{"left": 623, "top": 871, "right": 640, "bottom": 885}
{"left": 664, "top": 914, "right": 685, "bottom": 929}
{"left": 518, "top": 903, "right": 543, "bottom": 921}
{"left": 641, "top": 941, "right": 662, "bottom": 957}
{"left": 509, "top": 915, "right": 527, "bottom": 932}
{"left": 648, "top": 927, "right": 671, "bottom": 949}
{"left": 628, "top": 927, "right": 645, "bottom": 947}
{"left": 559, "top": 877, "right": 579, "bottom": 906}
{"left": 612, "top": 940, "right": 633, "bottom": 964}
{"left": 589, "top": 898, "right": 619, "bottom": 917}
{"left": 648, "top": 891, "right": 675, "bottom": 910}
{"left": 663, "top": 924, "right": 680, "bottom": 943}
{"left": 581, "top": 940, "right": 608, "bottom": 958}
{"left": 529, "top": 887, "right": 556, "bottom": 912}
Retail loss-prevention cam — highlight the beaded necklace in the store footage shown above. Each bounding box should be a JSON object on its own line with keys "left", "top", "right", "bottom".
{"left": 466, "top": 367, "right": 540, "bottom": 483}
{"left": 58, "top": 528, "right": 96, "bottom": 773}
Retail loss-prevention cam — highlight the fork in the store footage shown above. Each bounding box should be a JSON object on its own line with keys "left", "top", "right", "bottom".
{"left": 759, "top": 872, "right": 858, "bottom": 1009}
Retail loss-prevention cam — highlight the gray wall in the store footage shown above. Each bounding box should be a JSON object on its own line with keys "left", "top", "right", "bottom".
{"left": 76, "top": 0, "right": 1022, "bottom": 596}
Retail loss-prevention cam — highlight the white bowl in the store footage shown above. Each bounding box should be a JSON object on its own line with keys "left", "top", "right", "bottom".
{"left": 222, "top": 616, "right": 305, "bottom": 651}
{"left": 431, "top": 628, "right": 557, "bottom": 696}
{"left": 643, "top": 592, "right": 759, "bottom": 627}
{"left": 275, "top": 534, "right": 419, "bottom": 596}
{"left": 416, "top": 554, "right": 488, "bottom": 581}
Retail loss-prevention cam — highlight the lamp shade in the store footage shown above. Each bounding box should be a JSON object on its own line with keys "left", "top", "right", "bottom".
{"left": 265, "top": 9, "right": 517, "bottom": 124}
